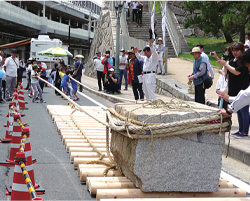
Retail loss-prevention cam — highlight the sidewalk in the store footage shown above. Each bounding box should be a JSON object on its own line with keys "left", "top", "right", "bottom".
{"left": 81, "top": 57, "right": 250, "bottom": 166}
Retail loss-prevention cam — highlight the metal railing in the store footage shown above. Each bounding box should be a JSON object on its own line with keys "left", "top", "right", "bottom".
{"left": 164, "top": 2, "right": 181, "bottom": 55}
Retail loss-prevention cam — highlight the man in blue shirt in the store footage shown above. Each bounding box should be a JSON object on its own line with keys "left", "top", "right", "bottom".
{"left": 73, "top": 56, "right": 83, "bottom": 92}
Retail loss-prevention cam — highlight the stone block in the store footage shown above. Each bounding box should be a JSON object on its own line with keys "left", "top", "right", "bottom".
{"left": 111, "top": 103, "right": 225, "bottom": 192}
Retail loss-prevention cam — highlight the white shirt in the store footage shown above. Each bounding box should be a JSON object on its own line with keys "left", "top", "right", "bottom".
{"left": 245, "top": 40, "right": 250, "bottom": 51}
{"left": 135, "top": 47, "right": 158, "bottom": 72}
{"left": 93, "top": 57, "right": 104, "bottom": 72}
{"left": 132, "top": 2, "right": 138, "bottom": 9}
{"left": 228, "top": 86, "right": 250, "bottom": 113}
{"left": 123, "top": 2, "right": 129, "bottom": 9}
{"left": 119, "top": 55, "right": 128, "bottom": 70}
{"left": 201, "top": 51, "right": 214, "bottom": 78}
{"left": 4, "top": 56, "right": 18, "bottom": 77}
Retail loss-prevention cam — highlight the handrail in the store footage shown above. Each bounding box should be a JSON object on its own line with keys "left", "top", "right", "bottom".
{"left": 164, "top": 2, "right": 181, "bottom": 55}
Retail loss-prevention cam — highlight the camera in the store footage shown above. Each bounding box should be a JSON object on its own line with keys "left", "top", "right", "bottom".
{"left": 222, "top": 54, "right": 230, "bottom": 61}
{"left": 210, "top": 52, "right": 214, "bottom": 56}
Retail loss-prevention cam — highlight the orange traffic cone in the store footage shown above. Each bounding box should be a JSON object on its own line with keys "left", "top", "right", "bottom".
{"left": 0, "top": 107, "right": 14, "bottom": 143}
{"left": 5, "top": 128, "right": 44, "bottom": 195}
{"left": 0, "top": 113, "right": 22, "bottom": 166}
{"left": 17, "top": 86, "right": 28, "bottom": 110}
{"left": 10, "top": 152, "right": 31, "bottom": 201}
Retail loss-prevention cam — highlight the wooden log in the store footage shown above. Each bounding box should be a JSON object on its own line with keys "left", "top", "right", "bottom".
{"left": 99, "top": 198, "right": 250, "bottom": 201}
{"left": 66, "top": 142, "right": 107, "bottom": 151}
{"left": 69, "top": 147, "right": 107, "bottom": 155}
{"left": 89, "top": 181, "right": 136, "bottom": 195}
{"left": 218, "top": 181, "right": 233, "bottom": 188}
{"left": 88, "top": 181, "right": 232, "bottom": 195}
{"left": 70, "top": 152, "right": 109, "bottom": 161}
{"left": 74, "top": 157, "right": 110, "bottom": 167}
{"left": 78, "top": 165, "right": 108, "bottom": 174}
{"left": 80, "top": 169, "right": 121, "bottom": 182}
{"left": 219, "top": 179, "right": 228, "bottom": 182}
{"left": 96, "top": 189, "right": 247, "bottom": 201}
{"left": 62, "top": 135, "right": 107, "bottom": 141}
{"left": 86, "top": 177, "right": 129, "bottom": 189}
{"left": 65, "top": 139, "right": 107, "bottom": 146}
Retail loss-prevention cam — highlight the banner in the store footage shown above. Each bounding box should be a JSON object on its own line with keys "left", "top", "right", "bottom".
{"left": 151, "top": 1, "right": 155, "bottom": 45}
{"left": 162, "top": 2, "right": 166, "bottom": 47}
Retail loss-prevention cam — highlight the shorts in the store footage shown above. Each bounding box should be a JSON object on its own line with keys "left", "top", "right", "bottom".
{"left": 63, "top": 86, "right": 68, "bottom": 93}
{"left": 72, "top": 89, "right": 77, "bottom": 95}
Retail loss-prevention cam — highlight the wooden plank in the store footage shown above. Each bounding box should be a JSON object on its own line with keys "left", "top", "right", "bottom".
{"left": 96, "top": 189, "right": 247, "bottom": 201}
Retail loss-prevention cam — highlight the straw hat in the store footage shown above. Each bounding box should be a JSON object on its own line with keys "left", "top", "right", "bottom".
{"left": 190, "top": 47, "right": 201, "bottom": 54}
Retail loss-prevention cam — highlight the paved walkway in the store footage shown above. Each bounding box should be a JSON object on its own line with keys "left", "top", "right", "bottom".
{"left": 81, "top": 57, "right": 250, "bottom": 166}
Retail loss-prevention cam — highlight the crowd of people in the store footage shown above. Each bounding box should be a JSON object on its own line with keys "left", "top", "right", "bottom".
{"left": 188, "top": 37, "right": 250, "bottom": 139}
{"left": 0, "top": 49, "right": 84, "bottom": 103}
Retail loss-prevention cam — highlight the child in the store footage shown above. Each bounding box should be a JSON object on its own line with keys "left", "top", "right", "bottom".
{"left": 31, "top": 65, "right": 46, "bottom": 103}
{"left": 69, "top": 72, "right": 79, "bottom": 101}
{"left": 61, "top": 70, "right": 70, "bottom": 97}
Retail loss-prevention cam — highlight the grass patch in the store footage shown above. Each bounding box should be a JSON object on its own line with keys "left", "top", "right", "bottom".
{"left": 179, "top": 37, "right": 241, "bottom": 68}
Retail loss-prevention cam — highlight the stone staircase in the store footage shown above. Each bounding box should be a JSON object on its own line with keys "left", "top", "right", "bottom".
{"left": 127, "top": 2, "right": 177, "bottom": 58}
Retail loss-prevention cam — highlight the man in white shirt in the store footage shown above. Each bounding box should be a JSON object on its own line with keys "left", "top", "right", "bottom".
{"left": 196, "top": 44, "right": 214, "bottom": 79}
{"left": 93, "top": 51, "right": 104, "bottom": 91}
{"left": 132, "top": 1, "right": 138, "bottom": 22}
{"left": 156, "top": 38, "right": 166, "bottom": 75}
{"left": 244, "top": 33, "right": 250, "bottom": 51}
{"left": 134, "top": 45, "right": 158, "bottom": 100}
{"left": 4, "top": 49, "right": 19, "bottom": 101}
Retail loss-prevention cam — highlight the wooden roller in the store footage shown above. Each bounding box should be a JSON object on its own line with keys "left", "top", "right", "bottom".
{"left": 99, "top": 198, "right": 250, "bottom": 201}
{"left": 69, "top": 147, "right": 107, "bottom": 155}
{"left": 74, "top": 157, "right": 110, "bottom": 167}
{"left": 96, "top": 189, "right": 247, "bottom": 201}
{"left": 62, "top": 135, "right": 107, "bottom": 141}
{"left": 218, "top": 181, "right": 233, "bottom": 188}
{"left": 78, "top": 165, "right": 108, "bottom": 174}
{"left": 66, "top": 142, "right": 107, "bottom": 151}
{"left": 89, "top": 181, "right": 136, "bottom": 195}
{"left": 70, "top": 152, "right": 109, "bottom": 161}
{"left": 86, "top": 177, "right": 130, "bottom": 189}
{"left": 80, "top": 169, "right": 121, "bottom": 181}
{"left": 65, "top": 139, "right": 107, "bottom": 146}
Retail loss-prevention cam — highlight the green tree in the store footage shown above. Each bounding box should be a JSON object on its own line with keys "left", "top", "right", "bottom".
{"left": 183, "top": 1, "right": 250, "bottom": 43}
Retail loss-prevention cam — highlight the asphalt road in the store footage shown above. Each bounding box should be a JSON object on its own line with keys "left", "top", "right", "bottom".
{"left": 0, "top": 79, "right": 249, "bottom": 200}
{"left": 0, "top": 81, "right": 113, "bottom": 200}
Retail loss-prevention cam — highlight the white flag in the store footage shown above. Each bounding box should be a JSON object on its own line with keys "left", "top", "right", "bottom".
{"left": 151, "top": 1, "right": 155, "bottom": 44}
{"left": 162, "top": 3, "right": 166, "bottom": 47}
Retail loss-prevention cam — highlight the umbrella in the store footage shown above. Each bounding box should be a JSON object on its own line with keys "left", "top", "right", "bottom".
{"left": 38, "top": 47, "right": 73, "bottom": 57}
{"left": 74, "top": 54, "right": 84, "bottom": 58}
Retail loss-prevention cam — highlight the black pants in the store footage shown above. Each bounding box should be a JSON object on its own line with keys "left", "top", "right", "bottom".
{"left": 75, "top": 75, "right": 82, "bottom": 92}
{"left": 55, "top": 82, "right": 61, "bottom": 95}
{"left": 195, "top": 83, "right": 205, "bottom": 104}
{"left": 2, "top": 80, "right": 6, "bottom": 99}
{"left": 105, "top": 82, "right": 119, "bottom": 93}
{"left": 137, "top": 12, "right": 142, "bottom": 24}
{"left": 132, "top": 81, "right": 144, "bottom": 100}
{"left": 132, "top": 9, "right": 137, "bottom": 22}
{"left": 97, "top": 71, "right": 104, "bottom": 91}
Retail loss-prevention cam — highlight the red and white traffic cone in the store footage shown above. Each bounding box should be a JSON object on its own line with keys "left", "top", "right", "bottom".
{"left": 10, "top": 152, "right": 31, "bottom": 201}
{"left": 0, "top": 107, "right": 14, "bottom": 143}
{"left": 0, "top": 114, "right": 22, "bottom": 166}
{"left": 6, "top": 128, "right": 45, "bottom": 195}
{"left": 18, "top": 87, "right": 28, "bottom": 110}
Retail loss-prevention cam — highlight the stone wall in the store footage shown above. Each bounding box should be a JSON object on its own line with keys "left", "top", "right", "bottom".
{"left": 85, "top": 1, "right": 115, "bottom": 78}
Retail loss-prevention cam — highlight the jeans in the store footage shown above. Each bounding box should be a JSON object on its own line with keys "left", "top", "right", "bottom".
{"left": 75, "top": 75, "right": 82, "bottom": 92}
{"left": 195, "top": 83, "right": 205, "bottom": 104}
{"left": 119, "top": 69, "right": 128, "bottom": 90}
{"left": 97, "top": 71, "right": 104, "bottom": 91}
{"left": 0, "top": 78, "right": 2, "bottom": 100}
{"left": 6, "top": 75, "right": 16, "bottom": 100}
{"left": 237, "top": 105, "right": 249, "bottom": 134}
{"left": 31, "top": 83, "right": 43, "bottom": 100}
{"left": 132, "top": 80, "right": 144, "bottom": 100}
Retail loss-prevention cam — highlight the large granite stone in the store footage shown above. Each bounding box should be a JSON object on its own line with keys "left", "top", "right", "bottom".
{"left": 111, "top": 102, "right": 225, "bottom": 192}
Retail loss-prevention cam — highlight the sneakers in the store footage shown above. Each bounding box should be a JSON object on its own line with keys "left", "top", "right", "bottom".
{"left": 114, "top": 92, "right": 118, "bottom": 95}
{"left": 28, "top": 94, "right": 33, "bottom": 98}
{"left": 0, "top": 99, "right": 5, "bottom": 104}
{"left": 32, "top": 99, "right": 38, "bottom": 103}
{"left": 40, "top": 99, "right": 46, "bottom": 103}
{"left": 231, "top": 131, "right": 240, "bottom": 136}
{"left": 234, "top": 133, "right": 249, "bottom": 139}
